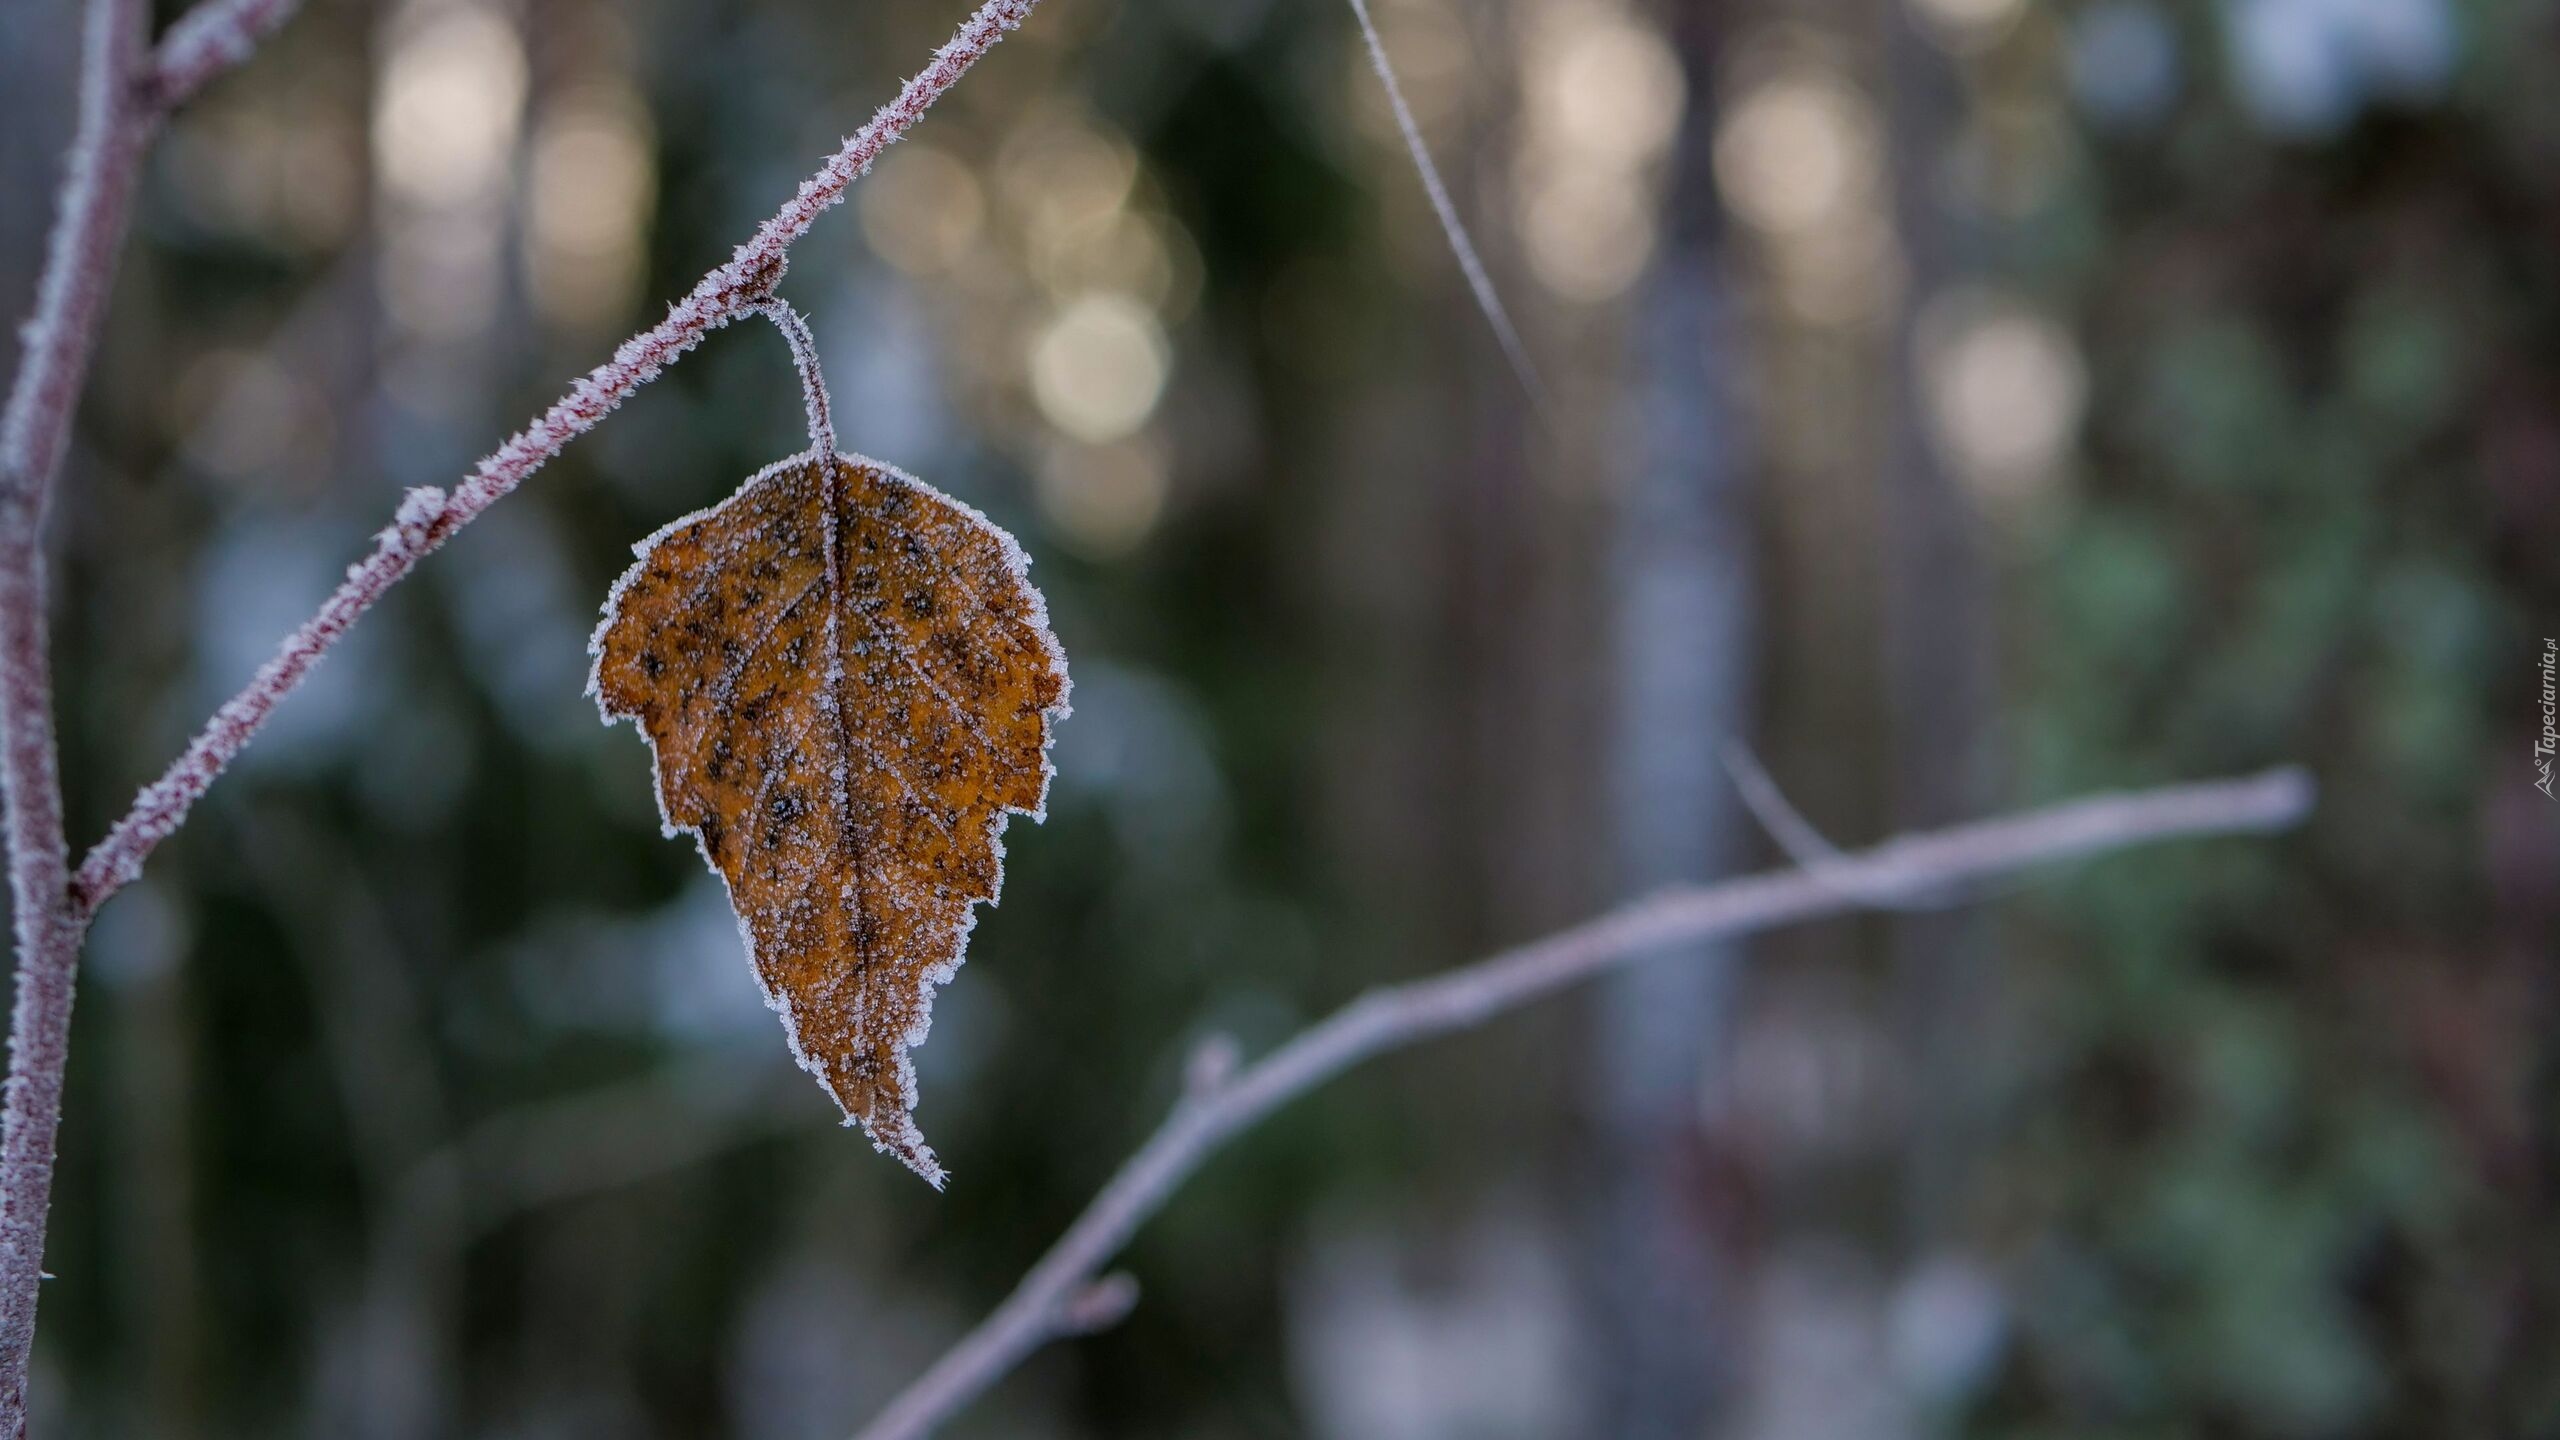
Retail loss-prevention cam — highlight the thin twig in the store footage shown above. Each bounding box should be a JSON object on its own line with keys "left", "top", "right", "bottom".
{"left": 141, "top": 0, "right": 306, "bottom": 112}
{"left": 0, "top": 0, "right": 153, "bottom": 1426}
{"left": 847, "top": 766, "right": 2316, "bottom": 1440}
{"left": 72, "top": 0, "right": 1048, "bottom": 915}
{"left": 761, "top": 301, "right": 838, "bottom": 463}
{"left": 1721, "top": 742, "right": 1939, "bottom": 909}
{"left": 1344, "top": 0, "right": 1546, "bottom": 407}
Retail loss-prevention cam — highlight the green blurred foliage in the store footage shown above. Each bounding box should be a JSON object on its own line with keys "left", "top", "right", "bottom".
{"left": 1992, "top": 0, "right": 2559, "bottom": 1431}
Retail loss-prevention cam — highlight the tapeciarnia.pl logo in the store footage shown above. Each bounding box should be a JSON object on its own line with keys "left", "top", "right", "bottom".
{"left": 2538, "top": 638, "right": 2557, "bottom": 800}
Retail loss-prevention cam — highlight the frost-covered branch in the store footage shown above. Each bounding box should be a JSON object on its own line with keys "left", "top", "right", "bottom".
{"left": 0, "top": 0, "right": 155, "bottom": 1426}
{"left": 73, "top": 0, "right": 1047, "bottom": 914}
{"left": 0, "top": 0, "right": 151, "bottom": 513}
{"left": 143, "top": 0, "right": 307, "bottom": 112}
{"left": 848, "top": 765, "right": 2316, "bottom": 1440}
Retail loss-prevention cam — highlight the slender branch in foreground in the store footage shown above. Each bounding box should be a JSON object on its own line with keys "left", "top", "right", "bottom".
{"left": 849, "top": 766, "right": 2316, "bottom": 1440}
{"left": 72, "top": 0, "right": 1046, "bottom": 914}
{"left": 0, "top": 0, "right": 154, "bottom": 1424}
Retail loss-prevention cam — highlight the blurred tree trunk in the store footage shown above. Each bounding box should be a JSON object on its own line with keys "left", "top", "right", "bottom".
{"left": 1879, "top": 0, "right": 1997, "bottom": 1250}
{"left": 1586, "top": 0, "right": 1755, "bottom": 1429}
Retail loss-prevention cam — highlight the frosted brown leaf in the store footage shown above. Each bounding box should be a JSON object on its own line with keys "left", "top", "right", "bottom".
{"left": 590, "top": 452, "right": 1069, "bottom": 1186}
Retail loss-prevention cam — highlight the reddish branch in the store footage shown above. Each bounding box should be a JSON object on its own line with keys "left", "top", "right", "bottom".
{"left": 0, "top": 0, "right": 159, "bottom": 1426}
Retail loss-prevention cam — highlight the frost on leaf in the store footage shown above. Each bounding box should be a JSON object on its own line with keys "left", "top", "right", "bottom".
{"left": 590, "top": 452, "right": 1069, "bottom": 1187}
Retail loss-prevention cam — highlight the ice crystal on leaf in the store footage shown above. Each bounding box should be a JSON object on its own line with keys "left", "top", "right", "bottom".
{"left": 590, "top": 452, "right": 1069, "bottom": 1186}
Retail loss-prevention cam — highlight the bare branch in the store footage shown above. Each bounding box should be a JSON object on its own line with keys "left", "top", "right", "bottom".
{"left": 847, "top": 766, "right": 2316, "bottom": 1440}
{"left": 142, "top": 0, "right": 307, "bottom": 112}
{"left": 73, "top": 0, "right": 1049, "bottom": 914}
{"left": 0, "top": 535, "right": 83, "bottom": 1440}
{"left": 1344, "top": 0, "right": 1545, "bottom": 407}
{"left": 1721, "top": 742, "right": 1942, "bottom": 908}
{"left": 0, "top": 0, "right": 152, "bottom": 1423}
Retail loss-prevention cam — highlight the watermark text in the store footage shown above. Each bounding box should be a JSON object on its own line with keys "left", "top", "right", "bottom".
{"left": 2537, "top": 638, "right": 2556, "bottom": 799}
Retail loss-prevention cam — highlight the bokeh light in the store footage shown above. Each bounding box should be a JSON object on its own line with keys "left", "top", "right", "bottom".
{"left": 1916, "top": 286, "right": 2086, "bottom": 504}
{"left": 1909, "top": 0, "right": 2028, "bottom": 51}
{"left": 372, "top": 4, "right": 524, "bottom": 211}
{"left": 1713, "top": 70, "right": 1878, "bottom": 240}
{"left": 374, "top": 0, "right": 525, "bottom": 361}
{"left": 1514, "top": 0, "right": 1682, "bottom": 301}
{"left": 860, "top": 143, "right": 989, "bottom": 277}
{"left": 1029, "top": 292, "right": 1170, "bottom": 443}
{"left": 524, "top": 85, "right": 655, "bottom": 332}
{"left": 1034, "top": 433, "right": 1171, "bottom": 557}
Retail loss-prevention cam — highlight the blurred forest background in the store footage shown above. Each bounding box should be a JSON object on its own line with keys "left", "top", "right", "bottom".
{"left": 1, "top": 0, "right": 2555, "bottom": 1432}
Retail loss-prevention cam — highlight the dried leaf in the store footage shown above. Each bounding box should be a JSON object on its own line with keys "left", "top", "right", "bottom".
{"left": 590, "top": 452, "right": 1069, "bottom": 1186}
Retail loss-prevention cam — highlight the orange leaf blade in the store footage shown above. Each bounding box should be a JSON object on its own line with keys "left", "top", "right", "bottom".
{"left": 591, "top": 453, "right": 1070, "bottom": 1186}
